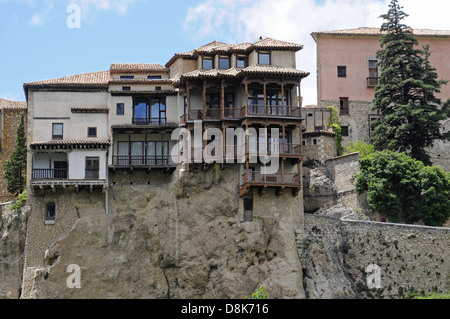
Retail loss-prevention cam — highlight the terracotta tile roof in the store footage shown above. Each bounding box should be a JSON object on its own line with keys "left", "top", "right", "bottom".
{"left": 253, "top": 37, "right": 304, "bottom": 51}
{"left": 179, "top": 65, "right": 309, "bottom": 82}
{"left": 110, "top": 63, "right": 167, "bottom": 73}
{"left": 242, "top": 64, "right": 310, "bottom": 78}
{"left": 0, "top": 98, "right": 27, "bottom": 110}
{"left": 312, "top": 27, "right": 450, "bottom": 38}
{"left": 166, "top": 38, "right": 303, "bottom": 67}
{"left": 109, "top": 79, "right": 173, "bottom": 85}
{"left": 71, "top": 107, "right": 109, "bottom": 113}
{"left": 30, "top": 139, "right": 110, "bottom": 149}
{"left": 24, "top": 71, "right": 110, "bottom": 87}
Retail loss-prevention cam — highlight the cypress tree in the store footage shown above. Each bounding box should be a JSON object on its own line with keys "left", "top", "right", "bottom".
{"left": 4, "top": 113, "right": 27, "bottom": 196}
{"left": 371, "top": 0, "right": 450, "bottom": 165}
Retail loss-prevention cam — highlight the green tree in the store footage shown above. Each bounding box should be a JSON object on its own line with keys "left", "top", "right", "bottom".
{"left": 327, "top": 105, "right": 343, "bottom": 156}
{"left": 4, "top": 113, "right": 27, "bottom": 196}
{"left": 371, "top": 0, "right": 450, "bottom": 165}
{"left": 345, "top": 141, "right": 375, "bottom": 160}
{"left": 355, "top": 150, "right": 450, "bottom": 226}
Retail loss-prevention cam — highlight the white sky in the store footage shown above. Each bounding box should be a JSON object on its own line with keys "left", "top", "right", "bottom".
{"left": 183, "top": 0, "right": 450, "bottom": 106}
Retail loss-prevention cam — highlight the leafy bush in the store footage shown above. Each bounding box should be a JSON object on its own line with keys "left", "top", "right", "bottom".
{"left": 345, "top": 141, "right": 375, "bottom": 160}
{"left": 327, "top": 105, "right": 343, "bottom": 156}
{"left": 355, "top": 150, "right": 450, "bottom": 226}
{"left": 10, "top": 190, "right": 27, "bottom": 212}
{"left": 245, "top": 286, "right": 268, "bottom": 299}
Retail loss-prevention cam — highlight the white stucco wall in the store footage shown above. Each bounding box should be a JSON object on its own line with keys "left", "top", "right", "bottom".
{"left": 68, "top": 150, "right": 107, "bottom": 180}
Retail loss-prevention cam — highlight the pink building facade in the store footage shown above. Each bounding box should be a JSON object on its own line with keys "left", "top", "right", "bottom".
{"left": 312, "top": 27, "right": 450, "bottom": 170}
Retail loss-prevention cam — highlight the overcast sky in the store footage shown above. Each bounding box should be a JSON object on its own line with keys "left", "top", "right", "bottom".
{"left": 1, "top": 0, "right": 449, "bottom": 105}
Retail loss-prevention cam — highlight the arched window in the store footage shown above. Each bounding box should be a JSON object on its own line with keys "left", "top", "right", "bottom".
{"left": 45, "top": 202, "right": 56, "bottom": 224}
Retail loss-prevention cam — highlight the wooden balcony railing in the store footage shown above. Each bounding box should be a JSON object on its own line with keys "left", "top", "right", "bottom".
{"left": 243, "top": 104, "right": 301, "bottom": 117}
{"left": 247, "top": 142, "right": 302, "bottom": 156}
{"left": 113, "top": 155, "right": 178, "bottom": 167}
{"left": 204, "top": 108, "right": 220, "bottom": 120}
{"left": 32, "top": 169, "right": 68, "bottom": 180}
{"left": 242, "top": 171, "right": 300, "bottom": 186}
{"left": 189, "top": 110, "right": 203, "bottom": 121}
{"left": 223, "top": 107, "right": 241, "bottom": 119}
{"left": 132, "top": 118, "right": 167, "bottom": 126}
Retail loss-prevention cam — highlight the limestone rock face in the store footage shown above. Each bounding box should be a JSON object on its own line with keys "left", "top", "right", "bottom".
{"left": 21, "top": 165, "right": 306, "bottom": 299}
{"left": 319, "top": 204, "right": 370, "bottom": 221}
{"left": 0, "top": 205, "right": 29, "bottom": 299}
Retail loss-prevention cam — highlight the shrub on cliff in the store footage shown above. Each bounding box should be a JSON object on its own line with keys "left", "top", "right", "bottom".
{"left": 355, "top": 150, "right": 450, "bottom": 226}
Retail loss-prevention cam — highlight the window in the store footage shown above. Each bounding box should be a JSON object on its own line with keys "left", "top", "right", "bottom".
{"left": 236, "top": 56, "right": 248, "bottom": 68}
{"left": 155, "top": 87, "right": 161, "bottom": 91}
{"left": 52, "top": 123, "right": 63, "bottom": 140}
{"left": 45, "top": 202, "right": 56, "bottom": 224}
{"left": 117, "top": 103, "right": 124, "bottom": 115}
{"left": 258, "top": 52, "right": 271, "bottom": 65}
{"left": 341, "top": 125, "right": 349, "bottom": 137}
{"left": 148, "top": 75, "right": 162, "bottom": 80}
{"left": 120, "top": 75, "right": 134, "bottom": 79}
{"left": 313, "top": 139, "right": 317, "bottom": 145}
{"left": 368, "top": 58, "right": 379, "bottom": 87}
{"left": 243, "top": 197, "right": 253, "bottom": 222}
{"left": 337, "top": 66, "right": 347, "bottom": 77}
{"left": 87, "top": 127, "right": 97, "bottom": 138}
{"left": 206, "top": 93, "right": 220, "bottom": 109}
{"left": 202, "top": 57, "right": 214, "bottom": 70}
{"left": 122, "top": 86, "right": 131, "bottom": 91}
{"left": 219, "top": 57, "right": 230, "bottom": 69}
{"left": 340, "top": 98, "right": 349, "bottom": 115}
{"left": 133, "top": 97, "right": 166, "bottom": 125}
{"left": 85, "top": 157, "right": 100, "bottom": 179}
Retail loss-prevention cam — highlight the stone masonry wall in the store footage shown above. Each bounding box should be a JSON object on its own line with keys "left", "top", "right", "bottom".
{"left": 299, "top": 214, "right": 450, "bottom": 299}
{"left": 0, "top": 108, "right": 27, "bottom": 202}
{"left": 21, "top": 164, "right": 306, "bottom": 299}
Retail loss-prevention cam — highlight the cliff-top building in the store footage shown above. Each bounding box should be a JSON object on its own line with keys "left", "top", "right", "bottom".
{"left": 312, "top": 27, "right": 450, "bottom": 170}
{"left": 21, "top": 37, "right": 310, "bottom": 289}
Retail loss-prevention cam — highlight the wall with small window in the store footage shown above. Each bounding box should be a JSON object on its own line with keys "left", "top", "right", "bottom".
{"left": 68, "top": 150, "right": 107, "bottom": 180}
{"left": 109, "top": 96, "right": 133, "bottom": 126}
{"left": 71, "top": 112, "right": 108, "bottom": 140}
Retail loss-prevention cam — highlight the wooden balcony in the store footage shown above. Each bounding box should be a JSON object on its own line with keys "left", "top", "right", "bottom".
{"left": 132, "top": 118, "right": 167, "bottom": 126}
{"left": 247, "top": 142, "right": 302, "bottom": 158}
{"left": 240, "top": 171, "right": 301, "bottom": 196}
{"left": 32, "top": 168, "right": 68, "bottom": 180}
{"left": 243, "top": 105, "right": 302, "bottom": 118}
{"left": 223, "top": 107, "right": 241, "bottom": 119}
{"left": 112, "top": 155, "right": 178, "bottom": 168}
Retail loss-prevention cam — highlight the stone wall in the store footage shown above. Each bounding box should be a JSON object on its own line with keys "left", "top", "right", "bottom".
{"left": 320, "top": 99, "right": 450, "bottom": 172}
{"left": 0, "top": 107, "right": 27, "bottom": 202}
{"left": 299, "top": 214, "right": 450, "bottom": 299}
{"left": 21, "top": 164, "right": 306, "bottom": 299}
{"left": 303, "top": 132, "right": 336, "bottom": 165}
{"left": 0, "top": 203, "right": 28, "bottom": 299}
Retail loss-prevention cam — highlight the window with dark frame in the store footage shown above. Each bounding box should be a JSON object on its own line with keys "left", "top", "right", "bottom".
{"left": 117, "top": 103, "right": 124, "bottom": 115}
{"left": 340, "top": 97, "right": 349, "bottom": 115}
{"left": 122, "top": 86, "right": 131, "bottom": 91}
{"left": 52, "top": 123, "right": 63, "bottom": 140}
{"left": 219, "top": 56, "right": 231, "bottom": 69}
{"left": 87, "top": 127, "right": 97, "bottom": 138}
{"left": 258, "top": 52, "right": 271, "bottom": 65}
{"left": 148, "top": 75, "right": 162, "bottom": 80}
{"left": 45, "top": 202, "right": 56, "bottom": 223}
{"left": 243, "top": 197, "right": 253, "bottom": 222}
{"left": 337, "top": 66, "right": 347, "bottom": 77}
{"left": 85, "top": 157, "right": 100, "bottom": 179}
{"left": 236, "top": 56, "right": 248, "bottom": 68}
{"left": 120, "top": 75, "right": 134, "bottom": 79}
{"left": 341, "top": 125, "right": 349, "bottom": 137}
{"left": 202, "top": 57, "right": 214, "bottom": 70}
{"left": 368, "top": 59, "right": 379, "bottom": 87}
